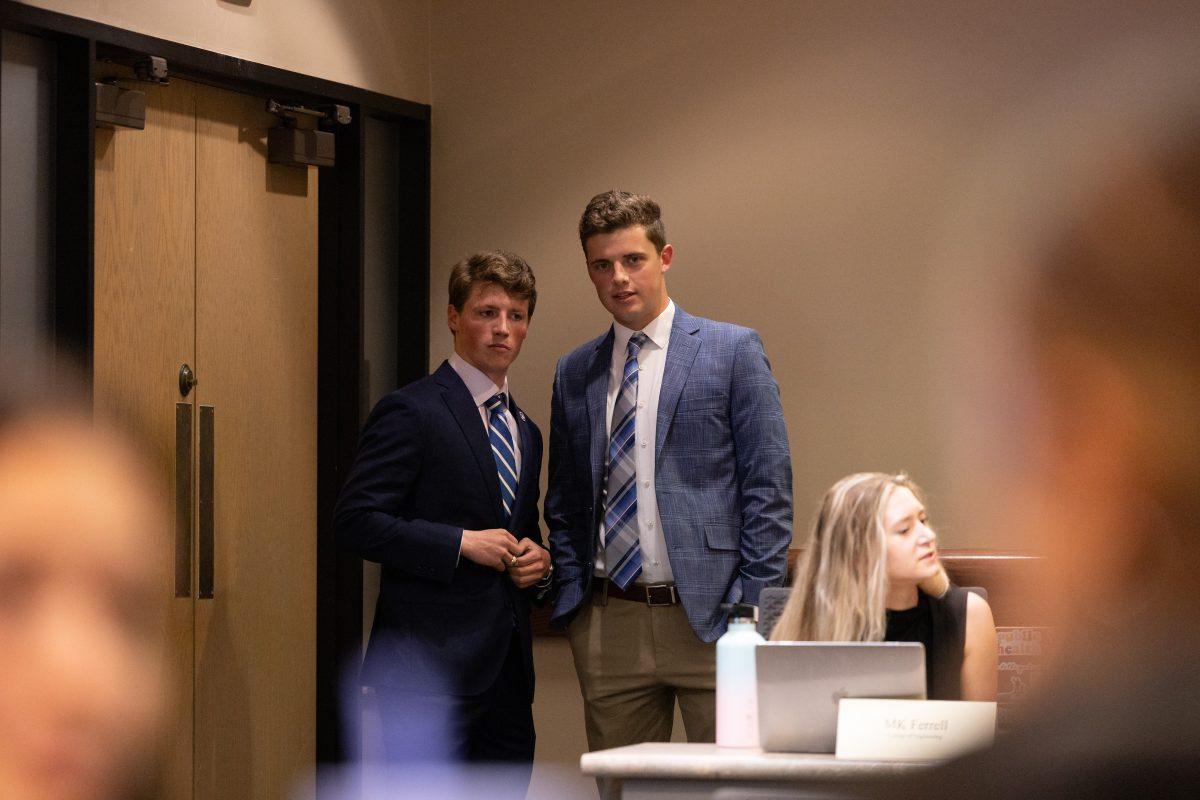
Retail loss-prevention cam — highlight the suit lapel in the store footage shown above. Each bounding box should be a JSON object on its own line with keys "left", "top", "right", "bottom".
{"left": 434, "top": 362, "right": 503, "bottom": 519}
{"left": 656, "top": 309, "right": 701, "bottom": 465}
{"left": 586, "top": 327, "right": 615, "bottom": 503}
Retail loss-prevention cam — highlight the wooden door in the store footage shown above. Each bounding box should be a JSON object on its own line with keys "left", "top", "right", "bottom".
{"left": 93, "top": 75, "right": 317, "bottom": 800}
{"left": 93, "top": 75, "right": 197, "bottom": 800}
{"left": 191, "top": 83, "right": 317, "bottom": 800}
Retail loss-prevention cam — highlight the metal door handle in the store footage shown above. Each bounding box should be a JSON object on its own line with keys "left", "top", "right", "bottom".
{"left": 179, "top": 363, "right": 197, "bottom": 397}
{"left": 199, "top": 405, "right": 215, "bottom": 599}
{"left": 174, "top": 403, "right": 192, "bottom": 597}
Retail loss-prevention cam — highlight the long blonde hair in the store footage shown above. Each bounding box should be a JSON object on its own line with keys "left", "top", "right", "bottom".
{"left": 771, "top": 473, "right": 947, "bottom": 642}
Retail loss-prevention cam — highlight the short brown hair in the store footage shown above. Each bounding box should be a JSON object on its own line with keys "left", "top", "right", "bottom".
{"left": 447, "top": 250, "right": 537, "bottom": 318}
{"left": 578, "top": 190, "right": 667, "bottom": 253}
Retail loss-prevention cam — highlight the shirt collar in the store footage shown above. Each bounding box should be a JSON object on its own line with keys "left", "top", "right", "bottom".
{"left": 612, "top": 299, "right": 675, "bottom": 353}
{"left": 448, "top": 352, "right": 510, "bottom": 409}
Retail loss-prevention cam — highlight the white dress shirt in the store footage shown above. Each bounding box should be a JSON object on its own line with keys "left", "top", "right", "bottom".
{"left": 596, "top": 300, "right": 675, "bottom": 584}
{"left": 449, "top": 352, "right": 521, "bottom": 476}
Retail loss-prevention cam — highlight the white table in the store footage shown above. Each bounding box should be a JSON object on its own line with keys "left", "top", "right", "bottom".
{"left": 580, "top": 743, "right": 932, "bottom": 799}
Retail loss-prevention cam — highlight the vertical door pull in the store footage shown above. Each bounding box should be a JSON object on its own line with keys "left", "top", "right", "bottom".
{"left": 199, "top": 405, "right": 215, "bottom": 599}
{"left": 174, "top": 403, "right": 193, "bottom": 598}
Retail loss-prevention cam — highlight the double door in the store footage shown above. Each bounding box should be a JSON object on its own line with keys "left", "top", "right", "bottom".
{"left": 93, "top": 74, "right": 317, "bottom": 800}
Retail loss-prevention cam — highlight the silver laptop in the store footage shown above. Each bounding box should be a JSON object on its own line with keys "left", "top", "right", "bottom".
{"left": 756, "top": 641, "right": 926, "bottom": 753}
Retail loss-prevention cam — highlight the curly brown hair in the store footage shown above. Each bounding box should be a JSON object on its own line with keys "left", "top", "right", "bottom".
{"left": 578, "top": 190, "right": 667, "bottom": 253}
{"left": 447, "top": 250, "right": 537, "bottom": 318}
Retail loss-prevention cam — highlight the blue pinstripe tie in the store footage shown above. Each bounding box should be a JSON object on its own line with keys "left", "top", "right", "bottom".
{"left": 603, "top": 332, "right": 647, "bottom": 590}
{"left": 486, "top": 393, "right": 517, "bottom": 524}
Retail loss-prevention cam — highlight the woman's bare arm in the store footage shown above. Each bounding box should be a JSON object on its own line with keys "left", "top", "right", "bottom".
{"left": 961, "top": 591, "right": 998, "bottom": 701}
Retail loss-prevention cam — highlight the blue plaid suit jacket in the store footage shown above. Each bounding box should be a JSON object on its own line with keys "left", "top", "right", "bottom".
{"left": 546, "top": 307, "right": 793, "bottom": 642}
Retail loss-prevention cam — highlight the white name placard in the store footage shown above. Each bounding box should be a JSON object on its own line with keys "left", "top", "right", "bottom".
{"left": 835, "top": 699, "right": 996, "bottom": 761}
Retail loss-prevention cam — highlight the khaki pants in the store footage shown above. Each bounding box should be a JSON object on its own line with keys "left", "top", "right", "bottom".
{"left": 566, "top": 592, "right": 716, "bottom": 751}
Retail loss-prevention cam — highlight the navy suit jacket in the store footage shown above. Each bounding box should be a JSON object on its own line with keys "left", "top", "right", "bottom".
{"left": 545, "top": 307, "right": 793, "bottom": 642}
{"left": 333, "top": 361, "right": 543, "bottom": 698}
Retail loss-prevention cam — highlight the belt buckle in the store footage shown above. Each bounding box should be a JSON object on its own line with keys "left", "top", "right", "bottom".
{"left": 644, "top": 584, "right": 676, "bottom": 607}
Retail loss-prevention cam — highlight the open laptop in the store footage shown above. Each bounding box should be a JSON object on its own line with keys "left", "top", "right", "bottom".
{"left": 756, "top": 641, "right": 926, "bottom": 753}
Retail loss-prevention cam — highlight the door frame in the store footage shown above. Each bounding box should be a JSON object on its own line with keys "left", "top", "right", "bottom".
{"left": 0, "top": 0, "right": 429, "bottom": 769}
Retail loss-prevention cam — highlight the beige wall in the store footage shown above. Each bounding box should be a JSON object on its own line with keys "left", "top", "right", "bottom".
{"left": 425, "top": 11, "right": 1200, "bottom": 783}
{"left": 17, "top": 0, "right": 430, "bottom": 102}
{"left": 428, "top": 1, "right": 1196, "bottom": 550}
{"left": 27, "top": 2, "right": 1195, "bottom": 794}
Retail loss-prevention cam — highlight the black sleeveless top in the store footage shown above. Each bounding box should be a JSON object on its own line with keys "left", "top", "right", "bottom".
{"left": 884, "top": 584, "right": 968, "bottom": 700}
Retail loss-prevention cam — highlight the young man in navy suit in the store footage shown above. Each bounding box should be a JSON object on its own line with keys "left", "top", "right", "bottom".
{"left": 546, "top": 191, "right": 793, "bottom": 750}
{"left": 334, "top": 251, "right": 551, "bottom": 784}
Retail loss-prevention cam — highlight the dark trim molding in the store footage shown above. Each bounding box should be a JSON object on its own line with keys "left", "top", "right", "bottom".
{"left": 393, "top": 114, "right": 431, "bottom": 382}
{"left": 0, "top": 0, "right": 428, "bottom": 121}
{"left": 316, "top": 109, "right": 366, "bottom": 766}
{"left": 52, "top": 33, "right": 94, "bottom": 381}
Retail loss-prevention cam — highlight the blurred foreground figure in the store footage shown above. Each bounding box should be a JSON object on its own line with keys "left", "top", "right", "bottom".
{"left": 0, "top": 391, "right": 167, "bottom": 800}
{"left": 866, "top": 128, "right": 1200, "bottom": 797}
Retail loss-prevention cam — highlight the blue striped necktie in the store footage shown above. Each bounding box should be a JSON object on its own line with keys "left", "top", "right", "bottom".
{"left": 486, "top": 393, "right": 517, "bottom": 524}
{"left": 603, "top": 332, "right": 647, "bottom": 589}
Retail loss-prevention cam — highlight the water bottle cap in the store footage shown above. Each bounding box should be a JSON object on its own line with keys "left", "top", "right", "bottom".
{"left": 721, "top": 602, "right": 758, "bottom": 623}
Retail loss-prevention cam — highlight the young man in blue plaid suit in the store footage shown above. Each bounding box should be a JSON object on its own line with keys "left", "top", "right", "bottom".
{"left": 546, "top": 191, "right": 793, "bottom": 749}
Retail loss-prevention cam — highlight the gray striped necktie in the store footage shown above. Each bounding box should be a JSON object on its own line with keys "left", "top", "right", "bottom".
{"left": 603, "top": 332, "right": 647, "bottom": 589}
{"left": 486, "top": 393, "right": 517, "bottom": 524}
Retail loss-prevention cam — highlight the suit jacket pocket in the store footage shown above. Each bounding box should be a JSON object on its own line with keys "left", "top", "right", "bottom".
{"left": 704, "top": 523, "right": 740, "bottom": 551}
{"left": 675, "top": 396, "right": 727, "bottom": 414}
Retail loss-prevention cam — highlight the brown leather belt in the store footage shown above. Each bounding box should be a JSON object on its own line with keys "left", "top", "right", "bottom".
{"left": 593, "top": 578, "right": 679, "bottom": 607}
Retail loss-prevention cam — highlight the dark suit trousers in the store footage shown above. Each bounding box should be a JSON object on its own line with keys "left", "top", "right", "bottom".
{"left": 372, "top": 631, "right": 534, "bottom": 788}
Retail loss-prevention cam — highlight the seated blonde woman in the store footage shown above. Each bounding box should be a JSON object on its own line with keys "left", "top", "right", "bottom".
{"left": 771, "top": 473, "right": 997, "bottom": 701}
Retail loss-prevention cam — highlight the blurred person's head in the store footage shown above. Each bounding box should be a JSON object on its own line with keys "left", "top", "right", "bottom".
{"left": 0, "top": 387, "right": 168, "bottom": 800}
{"left": 772, "top": 472, "right": 949, "bottom": 642}
{"left": 1021, "top": 136, "right": 1200, "bottom": 638}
